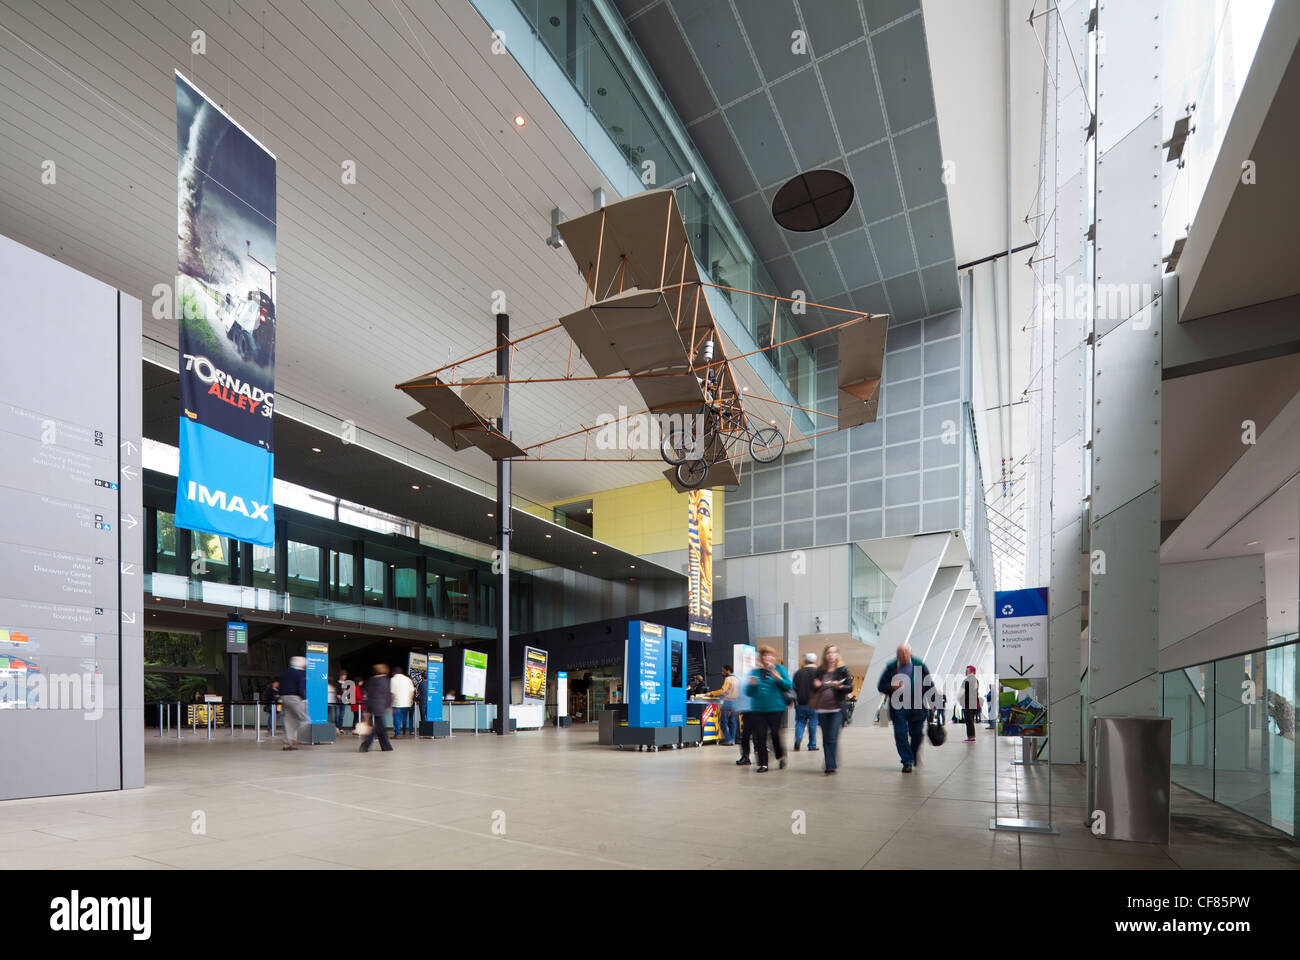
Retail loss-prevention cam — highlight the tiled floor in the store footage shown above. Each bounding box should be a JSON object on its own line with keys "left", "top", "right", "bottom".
{"left": 1, "top": 722, "right": 1295, "bottom": 869}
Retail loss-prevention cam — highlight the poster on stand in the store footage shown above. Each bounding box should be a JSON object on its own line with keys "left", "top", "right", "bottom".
{"left": 408, "top": 651, "right": 427, "bottom": 720}
{"left": 462, "top": 649, "right": 488, "bottom": 701}
{"left": 523, "top": 646, "right": 547, "bottom": 703}
{"left": 687, "top": 490, "right": 713, "bottom": 640}
{"left": 173, "top": 71, "right": 277, "bottom": 546}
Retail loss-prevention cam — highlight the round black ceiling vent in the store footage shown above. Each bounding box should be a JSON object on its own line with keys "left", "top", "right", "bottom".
{"left": 771, "top": 169, "right": 855, "bottom": 232}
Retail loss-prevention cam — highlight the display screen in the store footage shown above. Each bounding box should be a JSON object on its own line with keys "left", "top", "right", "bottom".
{"left": 225, "top": 621, "right": 247, "bottom": 654}
{"left": 523, "top": 646, "right": 547, "bottom": 703}
{"left": 670, "top": 640, "right": 682, "bottom": 688}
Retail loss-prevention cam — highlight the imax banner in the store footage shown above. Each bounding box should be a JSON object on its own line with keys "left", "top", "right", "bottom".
{"left": 174, "top": 71, "right": 276, "bottom": 546}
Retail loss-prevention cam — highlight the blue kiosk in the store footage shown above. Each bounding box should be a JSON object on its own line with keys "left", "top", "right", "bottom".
{"left": 615, "top": 621, "right": 692, "bottom": 751}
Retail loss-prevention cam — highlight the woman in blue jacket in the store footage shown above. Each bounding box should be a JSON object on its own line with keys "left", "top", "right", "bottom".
{"left": 746, "top": 646, "right": 793, "bottom": 772}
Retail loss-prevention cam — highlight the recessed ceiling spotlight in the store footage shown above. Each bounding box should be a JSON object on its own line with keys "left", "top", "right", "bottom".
{"left": 592, "top": 551, "right": 598, "bottom": 555}
{"left": 513, "top": 114, "right": 527, "bottom": 127}
{"left": 545, "top": 534, "right": 552, "bottom": 538}
{"left": 411, "top": 484, "right": 420, "bottom": 490}
{"left": 1247, "top": 540, "right": 1260, "bottom": 546}
{"left": 311, "top": 447, "right": 322, "bottom": 453}
{"left": 487, "top": 512, "right": 494, "bottom": 518}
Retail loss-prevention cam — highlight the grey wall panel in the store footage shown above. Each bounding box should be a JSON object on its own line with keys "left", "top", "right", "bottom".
{"left": 1095, "top": 0, "right": 1162, "bottom": 156}
{"left": 1091, "top": 300, "right": 1162, "bottom": 519}
{"left": 1088, "top": 487, "right": 1161, "bottom": 703}
{"left": 1094, "top": 112, "right": 1163, "bottom": 337}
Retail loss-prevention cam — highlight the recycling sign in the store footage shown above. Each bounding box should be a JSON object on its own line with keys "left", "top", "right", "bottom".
{"left": 994, "top": 587, "right": 1049, "bottom": 679}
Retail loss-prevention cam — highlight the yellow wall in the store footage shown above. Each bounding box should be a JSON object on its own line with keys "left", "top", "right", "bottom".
{"left": 547, "top": 479, "right": 723, "bottom": 558}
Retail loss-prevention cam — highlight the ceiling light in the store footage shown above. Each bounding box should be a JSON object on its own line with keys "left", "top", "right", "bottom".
{"left": 488, "top": 513, "right": 494, "bottom": 518}
{"left": 545, "top": 534, "right": 552, "bottom": 539}
{"left": 513, "top": 114, "right": 527, "bottom": 127}
{"left": 630, "top": 564, "right": 636, "bottom": 568}
{"left": 1247, "top": 540, "right": 1260, "bottom": 546}
{"left": 411, "top": 485, "right": 420, "bottom": 490}
{"left": 311, "top": 447, "right": 321, "bottom": 453}
{"left": 592, "top": 551, "right": 598, "bottom": 555}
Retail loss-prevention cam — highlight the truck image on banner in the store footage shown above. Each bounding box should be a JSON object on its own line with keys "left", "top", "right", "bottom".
{"left": 174, "top": 70, "right": 277, "bottom": 546}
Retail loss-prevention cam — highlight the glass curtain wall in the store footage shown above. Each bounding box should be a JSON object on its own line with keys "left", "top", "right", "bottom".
{"left": 1160, "top": 635, "right": 1298, "bottom": 836}
{"left": 850, "top": 545, "right": 895, "bottom": 650}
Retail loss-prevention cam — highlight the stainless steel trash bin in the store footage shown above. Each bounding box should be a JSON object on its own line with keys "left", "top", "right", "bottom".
{"left": 1088, "top": 716, "right": 1172, "bottom": 843}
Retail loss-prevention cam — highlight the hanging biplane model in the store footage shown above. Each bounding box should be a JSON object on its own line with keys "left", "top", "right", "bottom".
{"left": 395, "top": 188, "right": 888, "bottom": 492}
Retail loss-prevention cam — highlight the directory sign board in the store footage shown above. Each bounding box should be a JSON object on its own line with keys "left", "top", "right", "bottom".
{"left": 225, "top": 620, "right": 248, "bottom": 654}
{"left": 626, "top": 621, "right": 666, "bottom": 727}
{"left": 305, "top": 642, "right": 328, "bottom": 722}
{"left": 523, "top": 646, "right": 547, "bottom": 703}
{"left": 424, "top": 652, "right": 444, "bottom": 722}
{"left": 995, "top": 588, "right": 1049, "bottom": 679}
{"left": 462, "top": 649, "right": 488, "bottom": 701}
{"left": 556, "top": 671, "right": 568, "bottom": 718}
{"left": 173, "top": 72, "right": 277, "bottom": 546}
{"left": 0, "top": 234, "right": 143, "bottom": 801}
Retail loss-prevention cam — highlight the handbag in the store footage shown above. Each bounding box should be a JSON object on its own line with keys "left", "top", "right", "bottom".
{"left": 354, "top": 719, "right": 373, "bottom": 737}
{"left": 926, "top": 721, "right": 946, "bottom": 747}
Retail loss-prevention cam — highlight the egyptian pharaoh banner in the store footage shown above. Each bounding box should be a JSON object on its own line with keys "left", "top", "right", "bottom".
{"left": 687, "top": 489, "right": 713, "bottom": 639}
{"left": 174, "top": 72, "right": 276, "bottom": 546}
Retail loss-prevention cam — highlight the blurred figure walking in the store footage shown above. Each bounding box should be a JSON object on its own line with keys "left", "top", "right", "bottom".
{"left": 961, "top": 666, "right": 981, "bottom": 742}
{"left": 278, "top": 656, "right": 308, "bottom": 751}
{"left": 359, "top": 664, "right": 393, "bottom": 753}
{"left": 791, "top": 652, "right": 820, "bottom": 752}
{"left": 745, "top": 646, "right": 792, "bottom": 773}
{"left": 811, "top": 645, "right": 853, "bottom": 775}
{"left": 876, "top": 643, "right": 933, "bottom": 772}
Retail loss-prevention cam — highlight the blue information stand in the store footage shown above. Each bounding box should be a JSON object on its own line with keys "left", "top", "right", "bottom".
{"left": 302, "top": 641, "right": 334, "bottom": 743}
{"left": 425, "top": 653, "right": 444, "bottom": 722}
{"left": 626, "top": 621, "right": 666, "bottom": 728}
{"left": 665, "top": 627, "right": 687, "bottom": 726}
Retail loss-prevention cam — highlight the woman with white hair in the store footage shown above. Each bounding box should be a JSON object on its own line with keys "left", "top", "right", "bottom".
{"left": 278, "top": 655, "right": 309, "bottom": 751}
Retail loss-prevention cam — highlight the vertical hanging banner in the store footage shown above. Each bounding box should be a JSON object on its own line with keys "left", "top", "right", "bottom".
{"left": 174, "top": 71, "right": 277, "bottom": 546}
{"left": 687, "top": 490, "right": 713, "bottom": 641}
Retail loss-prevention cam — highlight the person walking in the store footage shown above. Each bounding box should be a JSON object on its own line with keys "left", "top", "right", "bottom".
{"left": 876, "top": 643, "right": 933, "bottom": 773}
{"left": 359, "top": 664, "right": 393, "bottom": 753}
{"left": 707, "top": 665, "right": 739, "bottom": 747}
{"left": 337, "top": 670, "right": 354, "bottom": 733}
{"left": 937, "top": 688, "right": 947, "bottom": 727}
{"left": 811, "top": 644, "right": 853, "bottom": 775}
{"left": 791, "top": 652, "right": 820, "bottom": 752}
{"left": 745, "top": 646, "right": 792, "bottom": 773}
{"left": 390, "top": 667, "right": 415, "bottom": 738}
{"left": 278, "top": 656, "right": 309, "bottom": 751}
{"left": 986, "top": 683, "right": 996, "bottom": 730}
{"left": 961, "top": 666, "right": 981, "bottom": 742}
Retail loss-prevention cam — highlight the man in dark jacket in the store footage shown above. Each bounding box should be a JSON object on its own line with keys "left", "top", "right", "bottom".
{"left": 791, "top": 653, "right": 819, "bottom": 751}
{"left": 876, "top": 643, "right": 934, "bottom": 772}
{"left": 278, "top": 656, "right": 308, "bottom": 751}
{"left": 359, "top": 664, "right": 393, "bottom": 753}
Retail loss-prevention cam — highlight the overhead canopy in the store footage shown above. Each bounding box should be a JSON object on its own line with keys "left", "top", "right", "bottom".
{"left": 396, "top": 374, "right": 527, "bottom": 460}
{"left": 836, "top": 315, "right": 888, "bottom": 430}
{"left": 558, "top": 189, "right": 700, "bottom": 299}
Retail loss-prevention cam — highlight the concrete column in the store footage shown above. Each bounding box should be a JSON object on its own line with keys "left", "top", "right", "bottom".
{"left": 1087, "top": 0, "right": 1164, "bottom": 744}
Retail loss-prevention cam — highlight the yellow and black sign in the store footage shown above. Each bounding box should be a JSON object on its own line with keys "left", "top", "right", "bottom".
{"left": 687, "top": 490, "right": 713, "bottom": 639}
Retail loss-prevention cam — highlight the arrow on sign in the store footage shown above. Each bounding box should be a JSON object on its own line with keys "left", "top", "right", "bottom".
{"left": 120, "top": 464, "right": 137, "bottom": 480}
{"left": 121, "top": 513, "right": 138, "bottom": 530}
{"left": 120, "top": 439, "right": 138, "bottom": 455}
{"left": 120, "top": 562, "right": 135, "bottom": 576}
{"left": 1009, "top": 656, "right": 1033, "bottom": 677}
{"left": 121, "top": 611, "right": 136, "bottom": 624}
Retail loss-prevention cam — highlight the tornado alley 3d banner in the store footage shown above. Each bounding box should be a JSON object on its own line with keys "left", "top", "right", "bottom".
{"left": 174, "top": 71, "right": 276, "bottom": 546}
